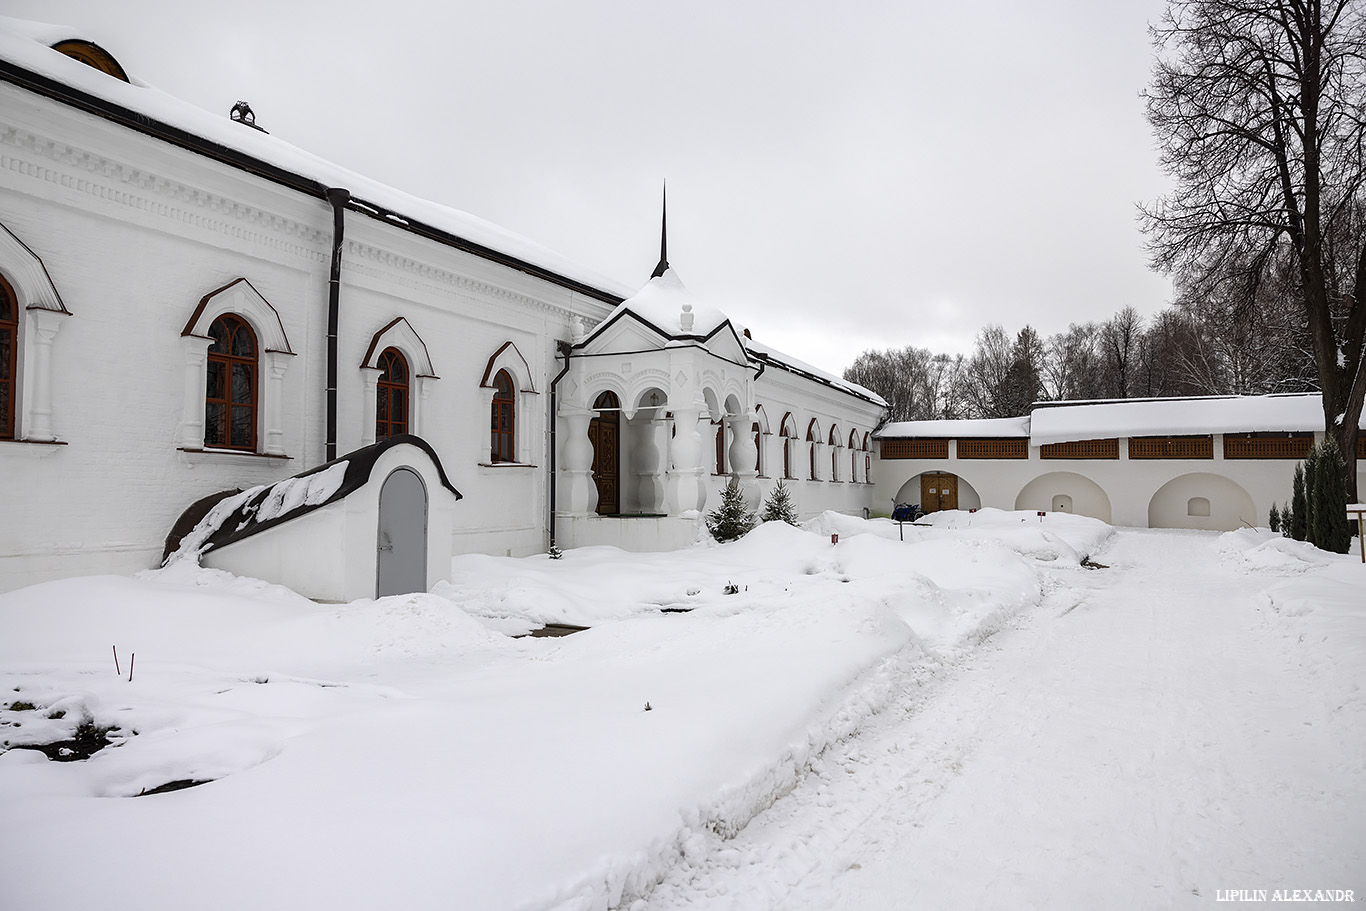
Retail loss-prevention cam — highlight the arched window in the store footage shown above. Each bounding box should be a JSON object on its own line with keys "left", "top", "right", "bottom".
{"left": 850, "top": 429, "right": 860, "bottom": 481}
{"left": 807, "top": 420, "right": 819, "bottom": 481}
{"left": 491, "top": 369, "right": 515, "bottom": 462}
{"left": 205, "top": 314, "right": 257, "bottom": 450}
{"left": 829, "top": 426, "right": 842, "bottom": 481}
{"left": 752, "top": 422, "right": 763, "bottom": 477}
{"left": 714, "top": 419, "right": 726, "bottom": 475}
{"left": 0, "top": 274, "right": 16, "bottom": 440}
{"left": 376, "top": 347, "right": 409, "bottom": 440}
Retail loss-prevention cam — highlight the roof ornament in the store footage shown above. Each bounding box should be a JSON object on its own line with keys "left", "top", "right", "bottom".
{"left": 230, "top": 101, "right": 268, "bottom": 133}
{"left": 650, "top": 181, "right": 670, "bottom": 279}
{"left": 680, "top": 303, "right": 694, "bottom": 333}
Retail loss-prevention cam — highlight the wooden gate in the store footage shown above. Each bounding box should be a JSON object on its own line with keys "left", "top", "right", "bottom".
{"left": 376, "top": 467, "right": 428, "bottom": 597}
{"left": 920, "top": 472, "right": 958, "bottom": 513}
{"left": 589, "top": 391, "right": 620, "bottom": 515}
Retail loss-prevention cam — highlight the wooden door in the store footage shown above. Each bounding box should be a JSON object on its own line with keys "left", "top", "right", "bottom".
{"left": 919, "top": 473, "right": 958, "bottom": 513}
{"left": 589, "top": 392, "right": 620, "bottom": 515}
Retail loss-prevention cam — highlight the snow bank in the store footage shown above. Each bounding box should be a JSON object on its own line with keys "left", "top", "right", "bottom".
{"left": 0, "top": 515, "right": 1067, "bottom": 911}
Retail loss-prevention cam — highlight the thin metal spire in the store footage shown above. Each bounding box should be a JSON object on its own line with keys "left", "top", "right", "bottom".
{"left": 651, "top": 181, "right": 670, "bottom": 278}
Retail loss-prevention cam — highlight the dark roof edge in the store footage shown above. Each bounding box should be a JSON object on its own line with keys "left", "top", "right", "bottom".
{"left": 749, "top": 350, "right": 886, "bottom": 407}
{"left": 200, "top": 434, "right": 461, "bottom": 554}
{"left": 0, "top": 58, "right": 625, "bottom": 307}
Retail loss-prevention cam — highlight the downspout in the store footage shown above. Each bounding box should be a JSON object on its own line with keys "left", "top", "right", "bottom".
{"left": 324, "top": 187, "right": 350, "bottom": 463}
{"left": 547, "top": 339, "right": 575, "bottom": 548}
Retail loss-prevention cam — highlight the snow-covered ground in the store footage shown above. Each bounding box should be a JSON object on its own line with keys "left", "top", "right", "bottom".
{"left": 0, "top": 511, "right": 1361, "bottom": 910}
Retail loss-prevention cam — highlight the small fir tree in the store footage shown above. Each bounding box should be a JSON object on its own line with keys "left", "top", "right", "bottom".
{"left": 1310, "top": 438, "right": 1352, "bottom": 554}
{"left": 760, "top": 479, "right": 799, "bottom": 525}
{"left": 1304, "top": 446, "right": 1320, "bottom": 544}
{"left": 1280, "top": 502, "right": 1293, "bottom": 537}
{"left": 1268, "top": 503, "right": 1281, "bottom": 534}
{"left": 706, "top": 477, "right": 757, "bottom": 543}
{"left": 1290, "top": 464, "right": 1308, "bottom": 541}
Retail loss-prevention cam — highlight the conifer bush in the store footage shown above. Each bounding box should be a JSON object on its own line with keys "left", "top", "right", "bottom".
{"left": 760, "top": 479, "right": 799, "bottom": 526}
{"left": 1310, "top": 438, "right": 1351, "bottom": 554}
{"left": 1290, "top": 464, "right": 1308, "bottom": 541}
{"left": 1304, "top": 446, "right": 1319, "bottom": 543}
{"left": 706, "top": 477, "right": 757, "bottom": 543}
{"left": 1268, "top": 503, "right": 1280, "bottom": 533}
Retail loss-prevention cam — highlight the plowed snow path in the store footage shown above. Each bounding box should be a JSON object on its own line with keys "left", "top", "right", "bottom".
{"left": 632, "top": 530, "right": 1364, "bottom": 910}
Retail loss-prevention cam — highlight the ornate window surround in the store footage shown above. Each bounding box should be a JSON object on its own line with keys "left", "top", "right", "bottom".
{"left": 360, "top": 317, "right": 438, "bottom": 447}
{"left": 0, "top": 223, "right": 70, "bottom": 451}
{"left": 478, "top": 341, "right": 537, "bottom": 465}
{"left": 180, "top": 278, "right": 293, "bottom": 456}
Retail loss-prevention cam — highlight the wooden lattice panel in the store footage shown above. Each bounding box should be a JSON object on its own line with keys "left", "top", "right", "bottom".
{"left": 879, "top": 438, "right": 948, "bottom": 460}
{"left": 957, "top": 438, "right": 1029, "bottom": 459}
{"left": 1040, "top": 438, "right": 1119, "bottom": 460}
{"left": 1128, "top": 435, "right": 1213, "bottom": 460}
{"left": 1222, "top": 434, "right": 1313, "bottom": 460}
{"left": 1359, "top": 435, "right": 1366, "bottom": 459}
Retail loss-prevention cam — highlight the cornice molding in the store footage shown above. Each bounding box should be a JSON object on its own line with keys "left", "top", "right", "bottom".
{"left": 346, "top": 240, "right": 611, "bottom": 324}
{"left": 0, "top": 124, "right": 328, "bottom": 263}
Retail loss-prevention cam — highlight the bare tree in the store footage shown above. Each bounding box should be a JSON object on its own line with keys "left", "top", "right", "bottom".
{"left": 1143, "top": 0, "right": 1366, "bottom": 496}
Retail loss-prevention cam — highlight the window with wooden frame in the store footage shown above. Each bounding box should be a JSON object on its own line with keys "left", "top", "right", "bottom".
{"left": 1128, "top": 435, "right": 1213, "bottom": 459}
{"left": 204, "top": 314, "right": 257, "bottom": 450}
{"left": 829, "top": 426, "right": 842, "bottom": 481}
{"left": 807, "top": 420, "right": 819, "bottom": 480}
{"left": 490, "top": 369, "right": 516, "bottom": 462}
{"left": 713, "top": 420, "right": 726, "bottom": 475}
{"left": 752, "top": 422, "right": 764, "bottom": 477}
{"left": 1222, "top": 432, "right": 1313, "bottom": 460}
{"left": 957, "top": 437, "right": 1028, "bottom": 459}
{"left": 375, "top": 347, "right": 409, "bottom": 440}
{"left": 0, "top": 274, "right": 15, "bottom": 440}
{"left": 781, "top": 422, "right": 795, "bottom": 479}
{"left": 879, "top": 439, "right": 948, "bottom": 460}
{"left": 1041, "top": 438, "right": 1119, "bottom": 460}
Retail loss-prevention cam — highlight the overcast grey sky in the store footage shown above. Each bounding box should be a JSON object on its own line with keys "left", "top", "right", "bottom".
{"left": 9, "top": 0, "right": 1174, "bottom": 374}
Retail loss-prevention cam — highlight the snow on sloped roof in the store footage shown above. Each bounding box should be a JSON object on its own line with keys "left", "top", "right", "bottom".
{"left": 0, "top": 18, "right": 631, "bottom": 301}
{"left": 590, "top": 267, "right": 731, "bottom": 339}
{"left": 877, "top": 417, "right": 1031, "bottom": 439}
{"left": 745, "top": 336, "right": 887, "bottom": 407}
{"left": 1028, "top": 393, "right": 1345, "bottom": 445}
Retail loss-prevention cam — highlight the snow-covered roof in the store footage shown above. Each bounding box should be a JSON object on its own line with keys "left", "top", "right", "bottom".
{"left": 877, "top": 394, "right": 1358, "bottom": 445}
{"left": 877, "top": 417, "right": 1030, "bottom": 439}
{"left": 1028, "top": 394, "right": 1343, "bottom": 445}
{"left": 0, "top": 17, "right": 632, "bottom": 302}
{"left": 589, "top": 268, "right": 732, "bottom": 340}
{"left": 745, "top": 338, "right": 887, "bottom": 407}
{"left": 584, "top": 267, "right": 887, "bottom": 408}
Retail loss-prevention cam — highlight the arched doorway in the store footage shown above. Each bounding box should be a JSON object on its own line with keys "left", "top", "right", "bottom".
{"left": 377, "top": 467, "right": 428, "bottom": 597}
{"left": 920, "top": 472, "right": 958, "bottom": 513}
{"left": 589, "top": 391, "right": 620, "bottom": 515}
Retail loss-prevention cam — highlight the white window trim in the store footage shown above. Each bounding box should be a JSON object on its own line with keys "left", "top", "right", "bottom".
{"left": 0, "top": 222, "right": 70, "bottom": 445}
{"left": 180, "top": 278, "right": 294, "bottom": 455}
{"left": 480, "top": 341, "right": 537, "bottom": 465}
{"left": 360, "top": 317, "right": 438, "bottom": 446}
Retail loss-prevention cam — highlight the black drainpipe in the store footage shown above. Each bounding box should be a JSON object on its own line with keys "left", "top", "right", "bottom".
{"left": 547, "top": 339, "right": 575, "bottom": 548}
{"left": 324, "top": 187, "right": 350, "bottom": 463}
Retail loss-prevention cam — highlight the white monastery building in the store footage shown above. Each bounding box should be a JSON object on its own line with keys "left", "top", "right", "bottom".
{"left": 0, "top": 19, "right": 1359, "bottom": 599}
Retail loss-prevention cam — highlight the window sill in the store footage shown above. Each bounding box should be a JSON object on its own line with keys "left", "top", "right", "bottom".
{"left": 0, "top": 438, "right": 67, "bottom": 458}
{"left": 178, "top": 447, "right": 293, "bottom": 467}
{"left": 479, "top": 461, "right": 538, "bottom": 469}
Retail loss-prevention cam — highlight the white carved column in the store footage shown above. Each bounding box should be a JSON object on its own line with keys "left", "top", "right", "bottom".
{"left": 413, "top": 375, "right": 433, "bottom": 439}
{"left": 180, "top": 334, "right": 212, "bottom": 449}
{"left": 668, "top": 406, "right": 706, "bottom": 514}
{"left": 25, "top": 310, "right": 67, "bottom": 442}
{"left": 633, "top": 415, "right": 665, "bottom": 513}
{"left": 559, "top": 407, "right": 595, "bottom": 515}
{"left": 726, "top": 411, "right": 759, "bottom": 506}
{"left": 262, "top": 350, "right": 291, "bottom": 455}
{"left": 359, "top": 366, "right": 381, "bottom": 448}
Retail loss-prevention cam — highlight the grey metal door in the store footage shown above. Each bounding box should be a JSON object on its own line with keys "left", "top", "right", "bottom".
{"left": 377, "top": 467, "right": 427, "bottom": 597}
